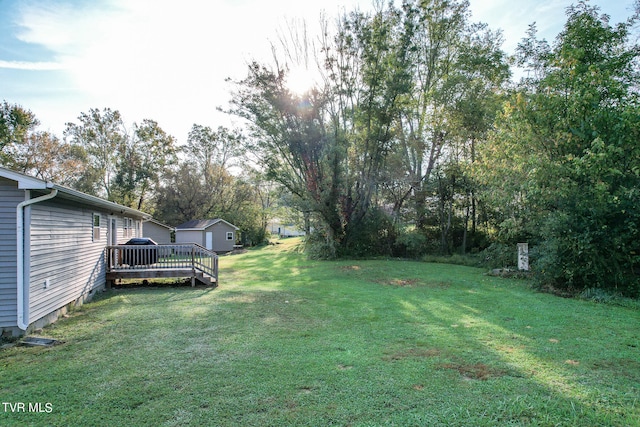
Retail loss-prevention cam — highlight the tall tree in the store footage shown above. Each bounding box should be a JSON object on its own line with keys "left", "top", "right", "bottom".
{"left": 389, "top": 0, "right": 470, "bottom": 230}
{"left": 477, "top": 2, "right": 640, "bottom": 295}
{"left": 437, "top": 22, "right": 510, "bottom": 252}
{"left": 113, "top": 119, "right": 178, "bottom": 210}
{"left": 185, "top": 125, "right": 245, "bottom": 174}
{"left": 231, "top": 3, "right": 414, "bottom": 256}
{"left": 10, "top": 131, "right": 87, "bottom": 185}
{"left": 0, "top": 101, "right": 39, "bottom": 166}
{"left": 230, "top": 61, "right": 344, "bottom": 255}
{"left": 64, "top": 108, "right": 126, "bottom": 199}
{"left": 327, "top": 3, "right": 414, "bottom": 252}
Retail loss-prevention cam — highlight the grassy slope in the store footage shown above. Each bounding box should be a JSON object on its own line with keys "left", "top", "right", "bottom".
{"left": 1, "top": 238, "right": 639, "bottom": 426}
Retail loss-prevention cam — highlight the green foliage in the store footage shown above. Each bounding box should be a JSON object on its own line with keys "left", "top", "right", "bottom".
{"left": 534, "top": 184, "right": 640, "bottom": 296}
{"left": 479, "top": 3, "right": 640, "bottom": 296}
{"left": 0, "top": 100, "right": 40, "bottom": 165}
{"left": 480, "top": 242, "right": 517, "bottom": 269}
{"left": 340, "top": 208, "right": 396, "bottom": 258}
{"left": 63, "top": 108, "right": 127, "bottom": 199}
{"left": 304, "top": 228, "right": 339, "bottom": 260}
{"left": 185, "top": 124, "right": 245, "bottom": 172}
{"left": 393, "top": 229, "right": 429, "bottom": 259}
{"left": 112, "top": 119, "right": 178, "bottom": 210}
{"left": 580, "top": 287, "right": 640, "bottom": 309}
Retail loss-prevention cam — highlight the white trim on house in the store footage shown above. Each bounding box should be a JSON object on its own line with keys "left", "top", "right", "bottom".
{"left": 0, "top": 167, "right": 151, "bottom": 221}
{"left": 0, "top": 168, "right": 50, "bottom": 190}
{"left": 0, "top": 166, "right": 153, "bottom": 334}
{"left": 143, "top": 218, "right": 174, "bottom": 231}
{"left": 16, "top": 189, "right": 59, "bottom": 330}
{"left": 176, "top": 219, "right": 239, "bottom": 231}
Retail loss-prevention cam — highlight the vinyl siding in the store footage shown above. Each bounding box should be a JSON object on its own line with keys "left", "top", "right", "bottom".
{"left": 26, "top": 199, "right": 141, "bottom": 326}
{"left": 0, "top": 178, "right": 22, "bottom": 327}
{"left": 175, "top": 222, "right": 237, "bottom": 252}
{"left": 143, "top": 221, "right": 172, "bottom": 244}
{"left": 206, "top": 223, "right": 236, "bottom": 253}
{"left": 175, "top": 230, "right": 203, "bottom": 246}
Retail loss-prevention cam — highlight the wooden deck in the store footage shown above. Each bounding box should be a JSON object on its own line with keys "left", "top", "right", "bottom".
{"left": 105, "top": 244, "right": 218, "bottom": 287}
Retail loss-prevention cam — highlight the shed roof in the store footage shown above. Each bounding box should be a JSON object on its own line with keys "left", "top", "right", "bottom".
{"left": 175, "top": 218, "right": 239, "bottom": 231}
{"left": 144, "top": 218, "right": 175, "bottom": 230}
{"left": 0, "top": 166, "right": 151, "bottom": 220}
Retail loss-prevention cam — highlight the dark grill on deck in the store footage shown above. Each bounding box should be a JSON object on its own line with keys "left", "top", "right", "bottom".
{"left": 105, "top": 243, "right": 218, "bottom": 287}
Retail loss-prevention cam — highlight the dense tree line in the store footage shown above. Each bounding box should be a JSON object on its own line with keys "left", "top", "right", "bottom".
{"left": 1, "top": 1, "right": 638, "bottom": 296}
{"left": 476, "top": 3, "right": 640, "bottom": 295}
{"left": 0, "top": 103, "right": 270, "bottom": 244}
{"left": 230, "top": 0, "right": 509, "bottom": 259}
{"left": 230, "top": 0, "right": 640, "bottom": 295}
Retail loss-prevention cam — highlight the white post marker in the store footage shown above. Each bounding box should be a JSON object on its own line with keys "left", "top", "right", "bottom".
{"left": 517, "top": 243, "right": 529, "bottom": 271}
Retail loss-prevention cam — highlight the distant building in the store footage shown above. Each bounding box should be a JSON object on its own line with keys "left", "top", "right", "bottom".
{"left": 267, "top": 218, "right": 306, "bottom": 237}
{"left": 174, "top": 219, "right": 239, "bottom": 253}
{"left": 143, "top": 219, "right": 174, "bottom": 244}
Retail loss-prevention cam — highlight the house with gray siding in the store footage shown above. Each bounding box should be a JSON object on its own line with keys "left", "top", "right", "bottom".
{"left": 0, "top": 167, "right": 150, "bottom": 336}
{"left": 175, "top": 219, "right": 239, "bottom": 253}
{"left": 143, "top": 219, "right": 174, "bottom": 244}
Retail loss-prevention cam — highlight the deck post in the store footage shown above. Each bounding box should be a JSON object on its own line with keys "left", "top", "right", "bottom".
{"left": 105, "top": 243, "right": 218, "bottom": 287}
{"left": 191, "top": 246, "right": 196, "bottom": 287}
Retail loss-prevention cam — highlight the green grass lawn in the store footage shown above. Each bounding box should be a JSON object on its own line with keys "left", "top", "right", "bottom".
{"left": 2, "top": 238, "right": 639, "bottom": 426}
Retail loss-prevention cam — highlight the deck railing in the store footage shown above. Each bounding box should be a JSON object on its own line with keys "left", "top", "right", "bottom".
{"left": 106, "top": 244, "right": 218, "bottom": 282}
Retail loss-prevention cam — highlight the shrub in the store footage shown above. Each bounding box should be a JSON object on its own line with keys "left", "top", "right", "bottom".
{"left": 339, "top": 208, "right": 395, "bottom": 258}
{"left": 480, "top": 243, "right": 517, "bottom": 269}
{"left": 305, "top": 229, "right": 338, "bottom": 260}
{"left": 393, "top": 230, "right": 428, "bottom": 259}
{"left": 535, "top": 204, "right": 640, "bottom": 298}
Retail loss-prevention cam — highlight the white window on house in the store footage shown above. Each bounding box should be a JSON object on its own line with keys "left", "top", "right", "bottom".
{"left": 226, "top": 232, "right": 234, "bottom": 241}
{"left": 93, "top": 213, "right": 101, "bottom": 241}
{"left": 124, "top": 217, "right": 134, "bottom": 238}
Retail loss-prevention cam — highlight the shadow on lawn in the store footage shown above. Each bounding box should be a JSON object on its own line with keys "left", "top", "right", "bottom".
{"left": 66, "top": 244, "right": 638, "bottom": 425}
{"left": 385, "top": 282, "right": 638, "bottom": 424}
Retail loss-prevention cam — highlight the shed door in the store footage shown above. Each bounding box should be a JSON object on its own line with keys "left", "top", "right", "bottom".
{"left": 205, "top": 232, "right": 213, "bottom": 250}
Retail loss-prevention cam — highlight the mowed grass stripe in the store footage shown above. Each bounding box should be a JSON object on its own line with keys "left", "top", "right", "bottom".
{"left": 1, "top": 238, "right": 638, "bottom": 426}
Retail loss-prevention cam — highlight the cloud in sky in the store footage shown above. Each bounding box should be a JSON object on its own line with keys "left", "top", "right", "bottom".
{"left": 1, "top": 0, "right": 635, "bottom": 143}
{"left": 3, "top": 0, "right": 370, "bottom": 139}
{"left": 0, "top": 60, "right": 64, "bottom": 70}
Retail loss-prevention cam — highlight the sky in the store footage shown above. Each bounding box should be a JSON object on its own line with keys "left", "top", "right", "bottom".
{"left": 0, "top": 0, "right": 636, "bottom": 145}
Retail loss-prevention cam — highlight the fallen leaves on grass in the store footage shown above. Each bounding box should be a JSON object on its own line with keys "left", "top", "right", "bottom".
{"left": 382, "top": 279, "right": 420, "bottom": 287}
{"left": 376, "top": 278, "right": 452, "bottom": 289}
{"left": 439, "top": 361, "right": 509, "bottom": 381}
{"left": 382, "top": 348, "right": 441, "bottom": 361}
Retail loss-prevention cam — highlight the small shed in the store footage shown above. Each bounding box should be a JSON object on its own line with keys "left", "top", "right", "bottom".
{"left": 175, "top": 219, "right": 239, "bottom": 253}
{"left": 143, "top": 219, "right": 174, "bottom": 244}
